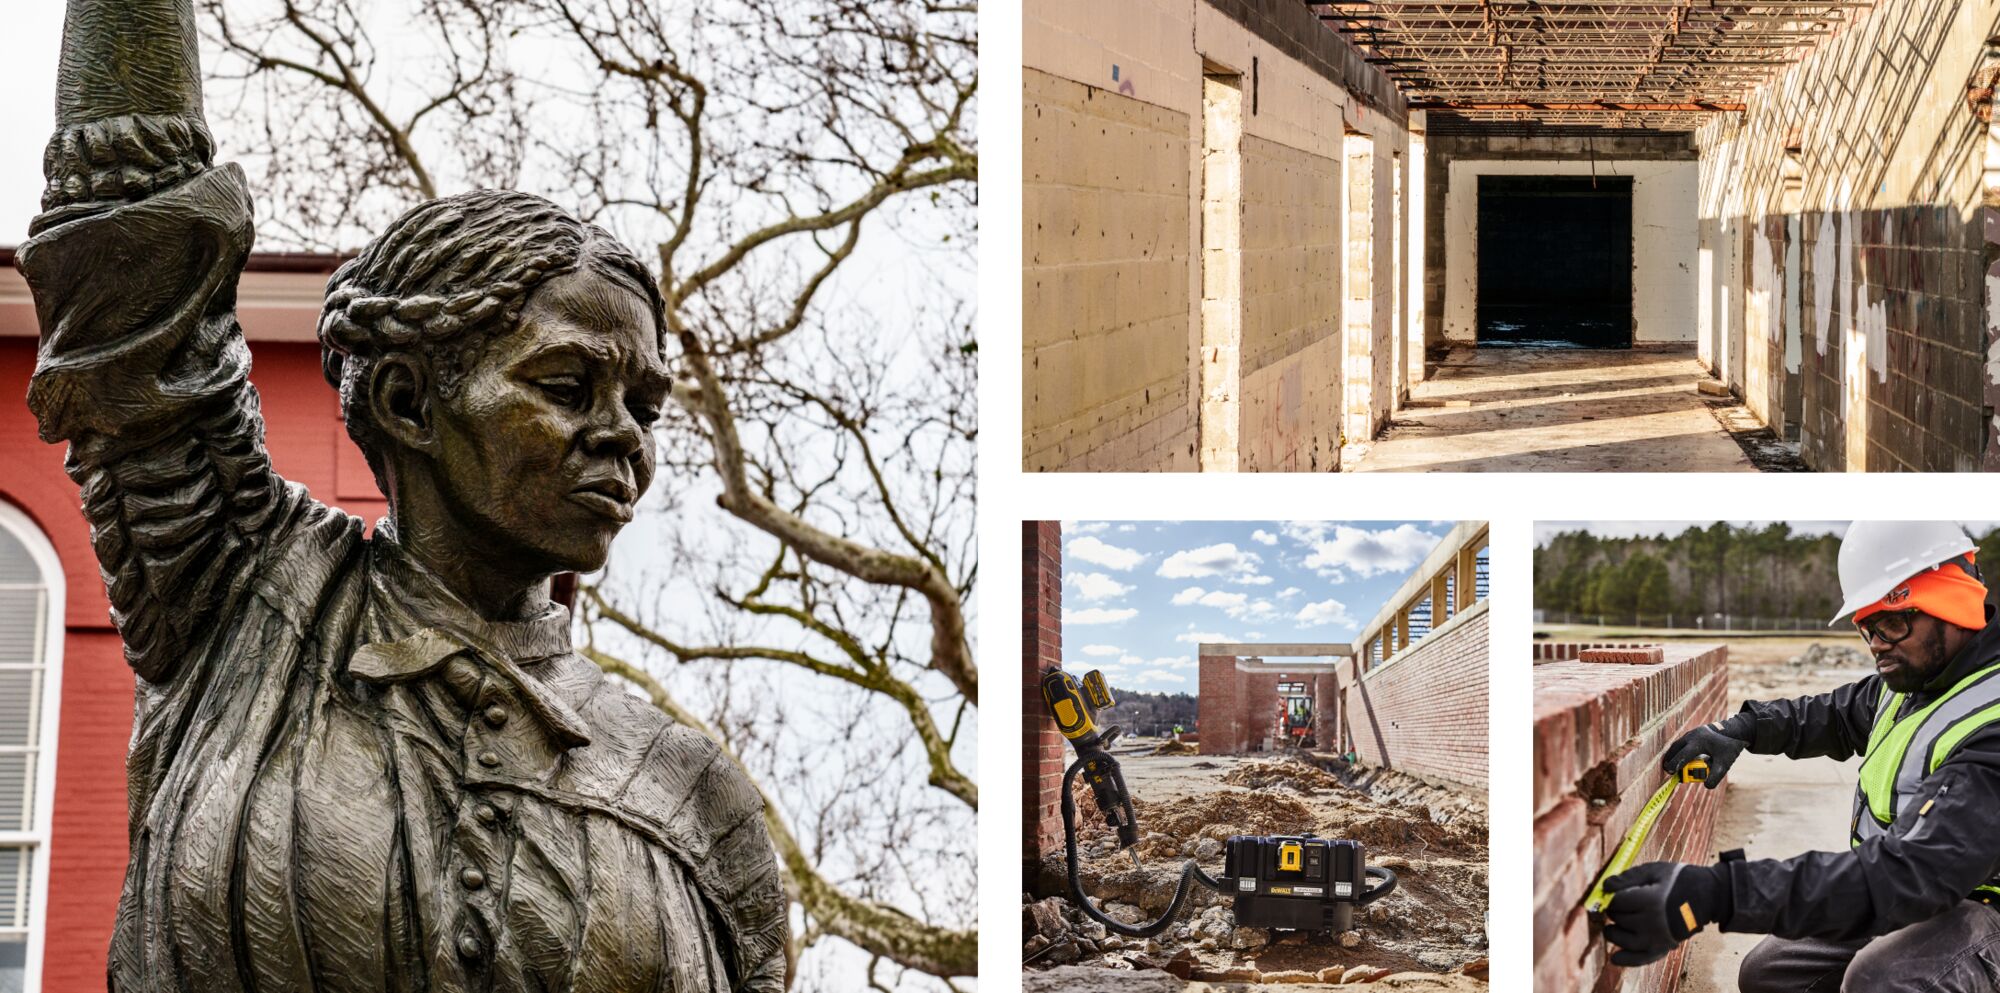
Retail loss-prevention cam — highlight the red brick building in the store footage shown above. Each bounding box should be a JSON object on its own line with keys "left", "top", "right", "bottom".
{"left": 0, "top": 251, "right": 384, "bottom": 993}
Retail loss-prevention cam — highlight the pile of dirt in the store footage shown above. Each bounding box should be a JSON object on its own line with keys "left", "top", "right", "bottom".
{"left": 1221, "top": 757, "right": 1351, "bottom": 793}
{"left": 1036, "top": 753, "right": 1490, "bottom": 987}
{"left": 1153, "top": 739, "right": 1199, "bottom": 756}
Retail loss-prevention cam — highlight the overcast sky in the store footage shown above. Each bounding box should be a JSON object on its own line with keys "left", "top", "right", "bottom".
{"left": 0, "top": 4, "right": 63, "bottom": 244}
{"left": 1058, "top": 521, "right": 1456, "bottom": 694}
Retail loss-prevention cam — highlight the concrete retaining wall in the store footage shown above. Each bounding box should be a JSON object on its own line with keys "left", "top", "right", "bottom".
{"left": 1533, "top": 643, "right": 1730, "bottom": 993}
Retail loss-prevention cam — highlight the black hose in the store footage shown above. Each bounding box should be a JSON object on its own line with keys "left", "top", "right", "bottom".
{"left": 1357, "top": 865, "right": 1398, "bottom": 904}
{"left": 1060, "top": 756, "right": 1226, "bottom": 938}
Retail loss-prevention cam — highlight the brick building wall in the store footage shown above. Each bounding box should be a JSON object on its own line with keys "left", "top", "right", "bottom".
{"left": 1193, "top": 603, "right": 1488, "bottom": 790}
{"left": 1340, "top": 603, "right": 1489, "bottom": 788}
{"left": 1694, "top": 0, "right": 2000, "bottom": 471}
{"left": 1533, "top": 643, "right": 1730, "bottom": 993}
{"left": 1195, "top": 655, "right": 1298, "bottom": 755}
{"left": 2, "top": 331, "right": 385, "bottom": 992}
{"left": 1022, "top": 522, "right": 1065, "bottom": 879}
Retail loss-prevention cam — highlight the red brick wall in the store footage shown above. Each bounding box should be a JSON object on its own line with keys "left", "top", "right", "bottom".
{"left": 2, "top": 336, "right": 387, "bottom": 992}
{"left": 1196, "top": 655, "right": 1289, "bottom": 755}
{"left": 1340, "top": 604, "right": 1490, "bottom": 788}
{"left": 1533, "top": 643, "right": 1730, "bottom": 993}
{"left": 1023, "top": 522, "right": 1064, "bottom": 872}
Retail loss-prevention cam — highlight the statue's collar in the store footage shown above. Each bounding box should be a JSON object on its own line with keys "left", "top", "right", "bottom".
{"left": 351, "top": 525, "right": 592, "bottom": 749}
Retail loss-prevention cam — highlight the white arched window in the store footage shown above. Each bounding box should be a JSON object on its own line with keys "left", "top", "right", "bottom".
{"left": 0, "top": 502, "right": 61, "bottom": 993}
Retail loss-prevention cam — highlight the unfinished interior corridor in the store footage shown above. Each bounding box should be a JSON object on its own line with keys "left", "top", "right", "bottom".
{"left": 1024, "top": 0, "right": 2000, "bottom": 472}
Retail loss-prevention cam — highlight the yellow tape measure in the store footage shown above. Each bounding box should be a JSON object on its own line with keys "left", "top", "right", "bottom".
{"left": 1582, "top": 758, "right": 1708, "bottom": 915}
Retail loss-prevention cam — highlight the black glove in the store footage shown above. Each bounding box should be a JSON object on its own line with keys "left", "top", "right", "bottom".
{"left": 1661, "top": 721, "right": 1749, "bottom": 789}
{"left": 1601, "top": 862, "right": 1731, "bottom": 967}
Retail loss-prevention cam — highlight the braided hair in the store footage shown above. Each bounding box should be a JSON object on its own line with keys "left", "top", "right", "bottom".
{"left": 318, "top": 189, "right": 666, "bottom": 483}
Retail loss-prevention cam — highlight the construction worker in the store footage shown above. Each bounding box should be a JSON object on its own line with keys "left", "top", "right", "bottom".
{"left": 1601, "top": 521, "right": 2000, "bottom": 992}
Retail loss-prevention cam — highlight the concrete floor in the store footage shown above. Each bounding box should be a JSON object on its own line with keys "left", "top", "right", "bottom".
{"left": 1680, "top": 752, "right": 1857, "bottom": 992}
{"left": 1349, "top": 346, "right": 1759, "bottom": 473}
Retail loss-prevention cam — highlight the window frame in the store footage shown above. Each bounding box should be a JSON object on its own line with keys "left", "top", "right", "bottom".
{"left": 0, "top": 500, "right": 64, "bottom": 993}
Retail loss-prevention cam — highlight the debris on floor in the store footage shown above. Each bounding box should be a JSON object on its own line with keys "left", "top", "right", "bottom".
{"left": 1026, "top": 753, "right": 1488, "bottom": 988}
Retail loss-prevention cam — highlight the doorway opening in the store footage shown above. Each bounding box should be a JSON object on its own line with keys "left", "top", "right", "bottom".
{"left": 1476, "top": 175, "right": 1633, "bottom": 348}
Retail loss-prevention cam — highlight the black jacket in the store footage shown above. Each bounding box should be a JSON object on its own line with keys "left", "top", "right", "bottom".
{"left": 1719, "top": 619, "right": 2000, "bottom": 941}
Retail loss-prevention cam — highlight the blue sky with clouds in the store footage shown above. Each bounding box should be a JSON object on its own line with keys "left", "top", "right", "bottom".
{"left": 1058, "top": 521, "right": 1453, "bottom": 694}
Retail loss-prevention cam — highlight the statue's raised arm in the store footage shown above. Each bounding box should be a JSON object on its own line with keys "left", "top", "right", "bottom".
{"left": 45, "top": 0, "right": 212, "bottom": 211}
{"left": 24, "top": 0, "right": 276, "bottom": 685}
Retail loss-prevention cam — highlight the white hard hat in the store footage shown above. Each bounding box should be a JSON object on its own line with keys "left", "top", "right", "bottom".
{"left": 1831, "top": 521, "right": 1977, "bottom": 625}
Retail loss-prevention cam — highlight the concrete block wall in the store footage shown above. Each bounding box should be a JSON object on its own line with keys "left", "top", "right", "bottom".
{"left": 1024, "top": 68, "right": 1196, "bottom": 471}
{"left": 1695, "top": 0, "right": 2000, "bottom": 471}
{"left": 1340, "top": 602, "right": 1489, "bottom": 788}
{"left": 1533, "top": 643, "right": 1730, "bottom": 993}
{"left": 1238, "top": 135, "right": 1341, "bottom": 471}
{"left": 1023, "top": 0, "right": 1411, "bottom": 472}
{"left": 1023, "top": 522, "right": 1065, "bottom": 877}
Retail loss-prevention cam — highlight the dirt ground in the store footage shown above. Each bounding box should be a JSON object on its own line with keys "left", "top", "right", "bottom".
{"left": 1024, "top": 746, "right": 1489, "bottom": 990}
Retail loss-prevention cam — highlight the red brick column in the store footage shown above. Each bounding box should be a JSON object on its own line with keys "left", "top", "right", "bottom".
{"left": 1197, "top": 654, "right": 1237, "bottom": 755}
{"left": 1023, "top": 522, "right": 1065, "bottom": 875}
{"left": 1313, "top": 674, "right": 1338, "bottom": 752}
{"left": 1532, "top": 644, "right": 1730, "bottom": 993}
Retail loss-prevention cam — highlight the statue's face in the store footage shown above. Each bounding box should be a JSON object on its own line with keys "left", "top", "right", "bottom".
{"left": 425, "top": 266, "right": 668, "bottom": 576}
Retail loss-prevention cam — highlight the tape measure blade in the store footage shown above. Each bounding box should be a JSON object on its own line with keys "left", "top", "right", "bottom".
{"left": 1582, "top": 777, "right": 1681, "bottom": 914}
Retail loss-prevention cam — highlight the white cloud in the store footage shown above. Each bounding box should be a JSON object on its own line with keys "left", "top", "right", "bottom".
{"left": 1277, "top": 586, "right": 1302, "bottom": 599}
{"left": 1235, "top": 574, "right": 1275, "bottom": 586}
{"left": 1245, "top": 631, "right": 1266, "bottom": 639}
{"left": 1116, "top": 524, "right": 1137, "bottom": 532}
{"left": 1301, "top": 525, "right": 1441, "bottom": 581}
{"left": 1068, "top": 536, "right": 1147, "bottom": 571}
{"left": 1172, "top": 588, "right": 1278, "bottom": 620}
{"left": 1141, "top": 670, "right": 1189, "bottom": 684}
{"left": 1067, "top": 571, "right": 1135, "bottom": 601}
{"left": 1175, "top": 630, "right": 1233, "bottom": 644}
{"left": 1120, "top": 654, "right": 1193, "bottom": 670}
{"left": 1251, "top": 529, "right": 1278, "bottom": 546}
{"left": 1197, "top": 590, "right": 1249, "bottom": 610}
{"left": 1294, "top": 598, "right": 1354, "bottom": 628}
{"left": 1157, "top": 542, "right": 1263, "bottom": 580}
{"left": 1080, "top": 644, "right": 1124, "bottom": 657}
{"left": 1065, "top": 607, "right": 1138, "bottom": 625}
{"left": 1062, "top": 521, "right": 1109, "bottom": 535}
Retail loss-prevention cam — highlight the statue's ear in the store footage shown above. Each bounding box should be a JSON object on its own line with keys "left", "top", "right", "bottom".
{"left": 368, "top": 356, "right": 435, "bottom": 456}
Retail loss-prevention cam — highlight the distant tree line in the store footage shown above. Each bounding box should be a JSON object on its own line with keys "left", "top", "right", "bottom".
{"left": 1536, "top": 523, "right": 2000, "bottom": 622}
{"left": 1100, "top": 688, "right": 1199, "bottom": 737}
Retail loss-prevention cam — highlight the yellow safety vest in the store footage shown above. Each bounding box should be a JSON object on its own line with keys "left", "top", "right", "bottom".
{"left": 1851, "top": 663, "right": 2000, "bottom": 903}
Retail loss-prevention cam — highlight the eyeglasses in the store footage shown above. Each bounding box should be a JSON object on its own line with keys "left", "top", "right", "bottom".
{"left": 1855, "top": 608, "right": 1923, "bottom": 646}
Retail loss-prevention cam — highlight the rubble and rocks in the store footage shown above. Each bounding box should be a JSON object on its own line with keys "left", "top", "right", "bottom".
{"left": 1153, "top": 739, "right": 1200, "bottom": 756}
{"left": 1786, "top": 642, "right": 1870, "bottom": 669}
{"left": 1026, "top": 753, "right": 1489, "bottom": 988}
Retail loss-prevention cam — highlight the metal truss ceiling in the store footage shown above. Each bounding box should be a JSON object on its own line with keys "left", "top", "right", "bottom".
{"left": 1310, "top": 1, "right": 1872, "bottom": 130}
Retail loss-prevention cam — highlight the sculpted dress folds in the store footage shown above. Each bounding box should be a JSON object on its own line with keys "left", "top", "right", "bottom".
{"left": 20, "top": 1, "right": 789, "bottom": 990}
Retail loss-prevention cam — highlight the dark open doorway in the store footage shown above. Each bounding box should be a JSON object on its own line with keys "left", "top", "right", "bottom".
{"left": 1477, "top": 175, "right": 1633, "bottom": 348}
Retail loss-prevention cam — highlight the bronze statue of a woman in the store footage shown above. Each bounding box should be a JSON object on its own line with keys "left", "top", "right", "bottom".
{"left": 21, "top": 1, "right": 789, "bottom": 990}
